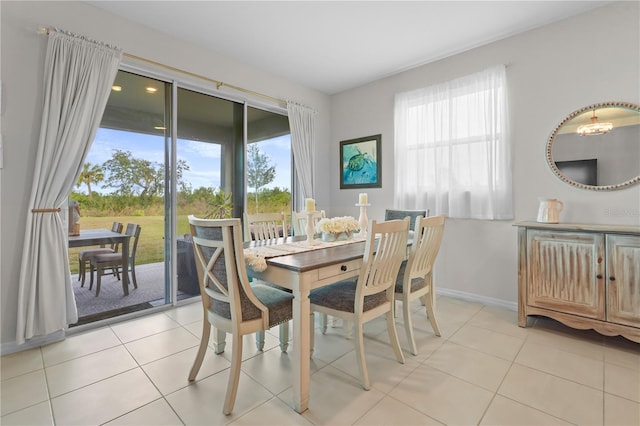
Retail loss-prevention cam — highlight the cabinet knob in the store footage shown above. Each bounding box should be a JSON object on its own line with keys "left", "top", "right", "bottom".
{"left": 340, "top": 265, "right": 347, "bottom": 272}
{"left": 609, "top": 276, "right": 616, "bottom": 281}
{"left": 596, "top": 274, "right": 603, "bottom": 279}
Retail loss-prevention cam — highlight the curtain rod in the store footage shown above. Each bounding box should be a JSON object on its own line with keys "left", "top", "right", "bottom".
{"left": 37, "top": 26, "right": 287, "bottom": 107}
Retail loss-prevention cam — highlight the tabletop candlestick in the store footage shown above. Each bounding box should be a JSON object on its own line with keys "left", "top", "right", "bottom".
{"left": 305, "top": 211, "right": 320, "bottom": 245}
{"left": 355, "top": 203, "right": 370, "bottom": 238}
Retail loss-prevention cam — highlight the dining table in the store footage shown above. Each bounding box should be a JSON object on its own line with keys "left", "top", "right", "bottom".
{"left": 247, "top": 235, "right": 368, "bottom": 413}
{"left": 68, "top": 229, "right": 131, "bottom": 295}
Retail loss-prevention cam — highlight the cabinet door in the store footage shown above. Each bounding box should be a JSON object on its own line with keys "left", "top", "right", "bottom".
{"left": 606, "top": 234, "right": 640, "bottom": 327}
{"left": 527, "top": 230, "right": 605, "bottom": 319}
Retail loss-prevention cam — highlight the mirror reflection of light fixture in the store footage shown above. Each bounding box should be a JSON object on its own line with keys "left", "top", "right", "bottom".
{"left": 576, "top": 109, "right": 613, "bottom": 136}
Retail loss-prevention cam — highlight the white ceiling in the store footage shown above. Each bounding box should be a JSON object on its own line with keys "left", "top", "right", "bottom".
{"left": 87, "top": 1, "right": 613, "bottom": 95}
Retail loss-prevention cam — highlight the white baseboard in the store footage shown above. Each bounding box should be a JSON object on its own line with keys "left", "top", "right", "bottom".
{"left": 437, "top": 287, "right": 518, "bottom": 312}
{"left": 1, "top": 330, "right": 65, "bottom": 356}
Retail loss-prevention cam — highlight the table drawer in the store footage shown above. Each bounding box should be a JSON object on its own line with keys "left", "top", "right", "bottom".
{"left": 318, "top": 259, "right": 361, "bottom": 280}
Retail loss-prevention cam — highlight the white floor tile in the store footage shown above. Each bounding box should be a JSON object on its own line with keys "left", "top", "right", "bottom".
{"left": 166, "top": 369, "right": 272, "bottom": 425}
{"left": 353, "top": 395, "right": 442, "bottom": 425}
{"left": 424, "top": 341, "right": 512, "bottom": 392}
{"left": 499, "top": 364, "right": 603, "bottom": 425}
{"left": 50, "top": 369, "right": 160, "bottom": 425}
{"left": 0, "top": 348, "right": 43, "bottom": 381}
{"left": 279, "top": 365, "right": 386, "bottom": 426}
{"left": 449, "top": 323, "right": 525, "bottom": 361}
{"left": 0, "top": 401, "right": 54, "bottom": 426}
{"left": 41, "top": 327, "right": 121, "bottom": 366}
{"left": 604, "top": 392, "right": 640, "bottom": 426}
{"left": 330, "top": 336, "right": 420, "bottom": 394}
{"left": 604, "top": 362, "right": 640, "bottom": 402}
{"left": 515, "top": 340, "right": 604, "bottom": 389}
{"left": 480, "top": 395, "right": 572, "bottom": 425}
{"left": 163, "top": 301, "right": 203, "bottom": 325}
{"left": 104, "top": 398, "right": 183, "bottom": 425}
{"left": 110, "top": 311, "right": 180, "bottom": 343}
{"left": 143, "top": 346, "right": 230, "bottom": 395}
{"left": 469, "top": 306, "right": 531, "bottom": 339}
{"left": 389, "top": 363, "right": 494, "bottom": 425}
{"left": 45, "top": 345, "right": 137, "bottom": 397}
{"left": 0, "top": 370, "right": 49, "bottom": 416}
{"left": 228, "top": 397, "right": 314, "bottom": 426}
{"left": 124, "top": 326, "right": 200, "bottom": 365}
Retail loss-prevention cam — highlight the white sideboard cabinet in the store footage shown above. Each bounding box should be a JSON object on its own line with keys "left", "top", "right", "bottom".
{"left": 515, "top": 222, "right": 640, "bottom": 343}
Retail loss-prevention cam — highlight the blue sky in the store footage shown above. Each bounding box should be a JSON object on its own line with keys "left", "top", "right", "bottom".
{"left": 81, "top": 128, "right": 291, "bottom": 194}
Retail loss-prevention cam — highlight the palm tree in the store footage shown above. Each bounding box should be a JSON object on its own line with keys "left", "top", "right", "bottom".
{"left": 76, "top": 162, "right": 104, "bottom": 198}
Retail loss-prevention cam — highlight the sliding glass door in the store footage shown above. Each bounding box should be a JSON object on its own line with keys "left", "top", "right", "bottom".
{"left": 69, "top": 68, "right": 292, "bottom": 325}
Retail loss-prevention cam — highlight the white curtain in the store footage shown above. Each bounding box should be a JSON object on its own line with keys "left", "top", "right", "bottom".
{"left": 394, "top": 65, "right": 513, "bottom": 220}
{"left": 287, "top": 101, "right": 316, "bottom": 210}
{"left": 16, "top": 29, "right": 122, "bottom": 344}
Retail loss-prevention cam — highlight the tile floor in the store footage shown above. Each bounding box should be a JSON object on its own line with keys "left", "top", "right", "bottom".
{"left": 1, "top": 296, "right": 639, "bottom": 425}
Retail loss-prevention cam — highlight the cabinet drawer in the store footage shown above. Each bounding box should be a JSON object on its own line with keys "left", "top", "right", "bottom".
{"left": 318, "top": 259, "right": 361, "bottom": 280}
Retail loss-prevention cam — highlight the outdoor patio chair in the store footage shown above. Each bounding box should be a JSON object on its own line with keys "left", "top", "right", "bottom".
{"left": 77, "top": 221, "right": 123, "bottom": 287}
{"left": 89, "top": 223, "right": 141, "bottom": 297}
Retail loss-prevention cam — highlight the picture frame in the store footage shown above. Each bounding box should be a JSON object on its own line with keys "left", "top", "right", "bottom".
{"left": 339, "top": 134, "right": 382, "bottom": 189}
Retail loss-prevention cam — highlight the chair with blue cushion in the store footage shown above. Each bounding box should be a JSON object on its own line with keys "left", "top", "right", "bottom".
{"left": 384, "top": 209, "right": 429, "bottom": 231}
{"left": 187, "top": 216, "right": 293, "bottom": 415}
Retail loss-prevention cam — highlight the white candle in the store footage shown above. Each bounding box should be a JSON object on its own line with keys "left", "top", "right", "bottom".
{"left": 359, "top": 193, "right": 368, "bottom": 204}
{"left": 305, "top": 198, "right": 315, "bottom": 212}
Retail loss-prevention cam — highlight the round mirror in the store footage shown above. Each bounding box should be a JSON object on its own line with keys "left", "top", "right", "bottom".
{"left": 546, "top": 101, "right": 640, "bottom": 190}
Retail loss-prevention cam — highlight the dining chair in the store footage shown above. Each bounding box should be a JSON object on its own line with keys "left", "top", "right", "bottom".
{"left": 395, "top": 215, "right": 445, "bottom": 355}
{"left": 77, "top": 221, "right": 123, "bottom": 287}
{"left": 243, "top": 212, "right": 287, "bottom": 241}
{"left": 187, "top": 216, "right": 293, "bottom": 415}
{"left": 384, "top": 209, "right": 429, "bottom": 231}
{"left": 89, "top": 223, "right": 141, "bottom": 297}
{"left": 292, "top": 210, "right": 326, "bottom": 236}
{"left": 309, "top": 218, "right": 409, "bottom": 390}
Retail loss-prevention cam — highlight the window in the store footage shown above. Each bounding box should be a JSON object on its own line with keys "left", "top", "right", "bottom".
{"left": 394, "top": 65, "right": 513, "bottom": 220}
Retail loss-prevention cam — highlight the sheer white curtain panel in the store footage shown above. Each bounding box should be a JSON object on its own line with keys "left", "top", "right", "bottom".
{"left": 394, "top": 65, "right": 513, "bottom": 220}
{"left": 16, "top": 29, "right": 122, "bottom": 344}
{"left": 287, "top": 101, "right": 316, "bottom": 210}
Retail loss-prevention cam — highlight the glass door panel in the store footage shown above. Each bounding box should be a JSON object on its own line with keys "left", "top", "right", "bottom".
{"left": 175, "top": 88, "right": 244, "bottom": 298}
{"left": 69, "top": 70, "right": 170, "bottom": 324}
{"left": 246, "top": 106, "right": 292, "bottom": 223}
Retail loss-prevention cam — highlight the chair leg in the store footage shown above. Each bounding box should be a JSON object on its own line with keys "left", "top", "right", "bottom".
{"left": 131, "top": 263, "right": 138, "bottom": 288}
{"left": 213, "top": 327, "right": 226, "bottom": 354}
{"left": 386, "top": 309, "right": 405, "bottom": 365}
{"left": 188, "top": 321, "right": 211, "bottom": 381}
{"left": 78, "top": 259, "right": 85, "bottom": 286}
{"left": 402, "top": 298, "right": 418, "bottom": 356}
{"left": 320, "top": 313, "right": 328, "bottom": 334}
{"left": 255, "top": 331, "right": 265, "bottom": 351}
{"left": 223, "top": 332, "right": 243, "bottom": 415}
{"left": 354, "top": 319, "right": 370, "bottom": 390}
{"left": 423, "top": 293, "right": 441, "bottom": 337}
{"left": 89, "top": 264, "right": 94, "bottom": 290}
{"left": 95, "top": 267, "right": 102, "bottom": 297}
{"left": 279, "top": 322, "right": 289, "bottom": 353}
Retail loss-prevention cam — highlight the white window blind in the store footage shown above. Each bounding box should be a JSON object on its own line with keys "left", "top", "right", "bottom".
{"left": 394, "top": 65, "right": 513, "bottom": 220}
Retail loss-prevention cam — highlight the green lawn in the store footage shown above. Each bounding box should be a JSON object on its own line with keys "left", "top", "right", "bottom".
{"left": 69, "top": 215, "right": 191, "bottom": 273}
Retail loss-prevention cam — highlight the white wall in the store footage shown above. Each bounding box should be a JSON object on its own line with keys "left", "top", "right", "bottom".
{"left": 0, "top": 1, "right": 332, "bottom": 347}
{"left": 328, "top": 2, "right": 640, "bottom": 307}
